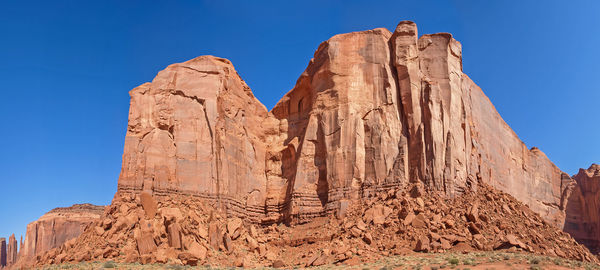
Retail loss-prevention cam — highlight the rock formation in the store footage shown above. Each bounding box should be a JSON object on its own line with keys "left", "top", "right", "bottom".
{"left": 118, "top": 56, "right": 286, "bottom": 223}
{"left": 6, "top": 234, "right": 17, "bottom": 266}
{"left": 19, "top": 204, "right": 104, "bottom": 260}
{"left": 564, "top": 164, "right": 600, "bottom": 253}
{"left": 18, "top": 236, "right": 23, "bottom": 258}
{"left": 22, "top": 20, "right": 599, "bottom": 267}
{"left": 116, "top": 21, "right": 572, "bottom": 228}
{"left": 0, "top": 238, "right": 6, "bottom": 267}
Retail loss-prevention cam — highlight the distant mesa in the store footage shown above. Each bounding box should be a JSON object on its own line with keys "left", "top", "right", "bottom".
{"left": 8, "top": 203, "right": 105, "bottom": 267}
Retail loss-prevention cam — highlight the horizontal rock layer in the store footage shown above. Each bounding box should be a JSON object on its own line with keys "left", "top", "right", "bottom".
{"left": 19, "top": 204, "right": 105, "bottom": 261}
{"left": 116, "top": 21, "right": 572, "bottom": 229}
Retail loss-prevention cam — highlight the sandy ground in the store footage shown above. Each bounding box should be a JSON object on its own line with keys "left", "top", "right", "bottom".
{"left": 33, "top": 251, "right": 599, "bottom": 270}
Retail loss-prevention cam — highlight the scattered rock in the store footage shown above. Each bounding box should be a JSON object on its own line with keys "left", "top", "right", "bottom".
{"left": 140, "top": 192, "right": 157, "bottom": 218}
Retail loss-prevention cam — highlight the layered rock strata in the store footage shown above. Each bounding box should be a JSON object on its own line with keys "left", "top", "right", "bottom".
{"left": 20, "top": 204, "right": 105, "bottom": 260}
{"left": 115, "top": 21, "right": 572, "bottom": 228}
{"left": 564, "top": 164, "right": 600, "bottom": 253}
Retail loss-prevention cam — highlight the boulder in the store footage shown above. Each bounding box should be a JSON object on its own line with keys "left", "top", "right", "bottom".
{"left": 140, "top": 192, "right": 157, "bottom": 218}
{"left": 187, "top": 241, "right": 207, "bottom": 261}
{"left": 167, "top": 223, "right": 182, "bottom": 249}
{"left": 135, "top": 232, "right": 157, "bottom": 255}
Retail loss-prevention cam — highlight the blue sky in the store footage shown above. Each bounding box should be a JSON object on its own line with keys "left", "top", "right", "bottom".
{"left": 0, "top": 0, "right": 598, "bottom": 244}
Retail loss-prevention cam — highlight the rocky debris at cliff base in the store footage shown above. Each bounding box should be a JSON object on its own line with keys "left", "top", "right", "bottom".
{"left": 31, "top": 183, "right": 597, "bottom": 268}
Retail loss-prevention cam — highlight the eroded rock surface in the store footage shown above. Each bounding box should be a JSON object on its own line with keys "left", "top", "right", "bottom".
{"left": 118, "top": 56, "right": 287, "bottom": 223}
{"left": 7, "top": 234, "right": 17, "bottom": 266}
{"left": 271, "top": 21, "right": 571, "bottom": 227}
{"left": 24, "top": 20, "right": 598, "bottom": 267}
{"left": 113, "top": 22, "right": 573, "bottom": 228}
{"left": 20, "top": 204, "right": 105, "bottom": 260}
{"left": 564, "top": 164, "right": 600, "bottom": 253}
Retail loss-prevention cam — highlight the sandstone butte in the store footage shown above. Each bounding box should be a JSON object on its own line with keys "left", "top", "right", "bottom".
{"left": 8, "top": 20, "right": 600, "bottom": 268}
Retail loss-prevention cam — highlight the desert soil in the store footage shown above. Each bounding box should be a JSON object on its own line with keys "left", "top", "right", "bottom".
{"left": 34, "top": 252, "right": 599, "bottom": 270}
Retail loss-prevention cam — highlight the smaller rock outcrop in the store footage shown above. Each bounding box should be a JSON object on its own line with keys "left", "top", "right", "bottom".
{"left": 564, "top": 164, "right": 600, "bottom": 253}
{"left": 7, "top": 234, "right": 17, "bottom": 266}
{"left": 19, "top": 204, "right": 105, "bottom": 263}
{"left": 0, "top": 237, "right": 6, "bottom": 267}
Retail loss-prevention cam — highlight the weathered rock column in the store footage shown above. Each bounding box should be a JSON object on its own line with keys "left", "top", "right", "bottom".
{"left": 7, "top": 234, "right": 17, "bottom": 266}
{"left": 0, "top": 237, "right": 6, "bottom": 267}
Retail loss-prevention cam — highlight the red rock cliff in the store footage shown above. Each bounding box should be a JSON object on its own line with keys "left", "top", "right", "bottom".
{"left": 117, "top": 56, "right": 285, "bottom": 222}
{"left": 564, "top": 164, "right": 600, "bottom": 253}
{"left": 272, "top": 21, "right": 571, "bottom": 226}
{"left": 114, "top": 21, "right": 574, "bottom": 228}
{"left": 20, "top": 204, "right": 105, "bottom": 260}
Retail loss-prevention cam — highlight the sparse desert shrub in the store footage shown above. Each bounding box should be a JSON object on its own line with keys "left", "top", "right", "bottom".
{"left": 102, "top": 260, "right": 117, "bottom": 268}
{"left": 463, "top": 258, "right": 477, "bottom": 265}
{"left": 447, "top": 258, "right": 459, "bottom": 265}
{"left": 552, "top": 258, "right": 562, "bottom": 265}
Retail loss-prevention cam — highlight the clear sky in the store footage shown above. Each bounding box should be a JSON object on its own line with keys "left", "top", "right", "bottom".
{"left": 1, "top": 0, "right": 598, "bottom": 245}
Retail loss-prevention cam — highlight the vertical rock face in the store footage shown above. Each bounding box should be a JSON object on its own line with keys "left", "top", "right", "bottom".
{"left": 117, "top": 56, "right": 286, "bottom": 222}
{"left": 272, "top": 28, "right": 409, "bottom": 222}
{"left": 114, "top": 21, "right": 571, "bottom": 228}
{"left": 20, "top": 204, "right": 104, "bottom": 259}
{"left": 7, "top": 234, "right": 17, "bottom": 266}
{"left": 0, "top": 237, "right": 6, "bottom": 267}
{"left": 565, "top": 164, "right": 600, "bottom": 253}
{"left": 270, "top": 21, "right": 571, "bottom": 226}
{"left": 389, "top": 22, "right": 571, "bottom": 227}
